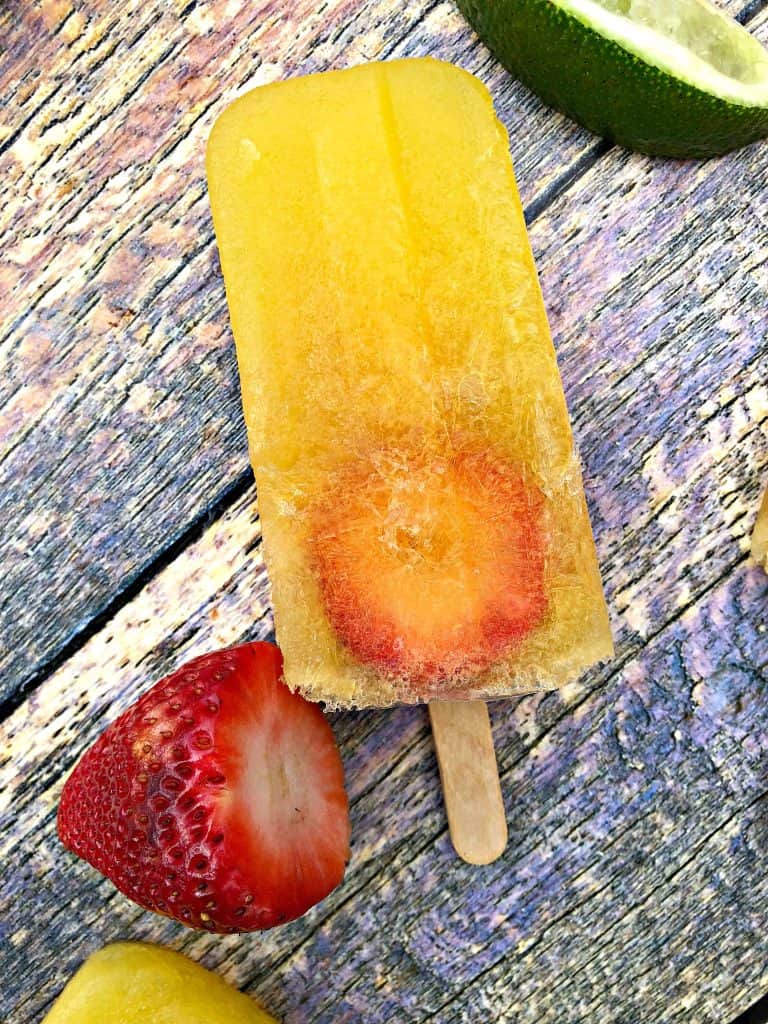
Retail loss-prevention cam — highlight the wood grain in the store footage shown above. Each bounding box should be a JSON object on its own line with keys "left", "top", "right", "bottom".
{"left": 1, "top": 0, "right": 610, "bottom": 706}
{"left": 2, "top": 1, "right": 767, "bottom": 1022}
{"left": 1, "top": 492, "right": 766, "bottom": 1022}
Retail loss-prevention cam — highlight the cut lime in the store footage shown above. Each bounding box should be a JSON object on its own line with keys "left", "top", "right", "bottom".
{"left": 457, "top": 0, "right": 768, "bottom": 157}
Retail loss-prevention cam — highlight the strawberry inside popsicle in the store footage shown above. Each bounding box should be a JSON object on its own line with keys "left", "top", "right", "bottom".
{"left": 312, "top": 444, "right": 547, "bottom": 686}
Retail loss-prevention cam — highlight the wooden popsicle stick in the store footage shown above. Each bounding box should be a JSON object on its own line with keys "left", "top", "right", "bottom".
{"left": 428, "top": 700, "right": 507, "bottom": 865}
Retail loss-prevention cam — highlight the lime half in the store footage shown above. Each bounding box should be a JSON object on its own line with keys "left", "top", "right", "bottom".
{"left": 457, "top": 0, "right": 768, "bottom": 157}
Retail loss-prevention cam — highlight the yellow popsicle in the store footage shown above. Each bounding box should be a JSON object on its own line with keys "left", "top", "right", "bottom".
{"left": 207, "top": 58, "right": 613, "bottom": 706}
{"left": 42, "top": 943, "right": 277, "bottom": 1024}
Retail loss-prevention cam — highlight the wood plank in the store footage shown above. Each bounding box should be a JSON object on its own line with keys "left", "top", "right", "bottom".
{"left": 0, "top": 0, "right": 608, "bottom": 705}
{"left": 535, "top": 142, "right": 768, "bottom": 660}
{"left": 2, "top": 513, "right": 766, "bottom": 1022}
{"left": 253, "top": 568, "right": 768, "bottom": 1024}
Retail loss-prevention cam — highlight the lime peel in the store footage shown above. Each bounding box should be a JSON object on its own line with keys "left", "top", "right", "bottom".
{"left": 458, "top": 0, "right": 768, "bottom": 157}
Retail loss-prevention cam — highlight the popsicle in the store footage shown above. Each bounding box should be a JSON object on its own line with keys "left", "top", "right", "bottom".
{"left": 753, "top": 485, "right": 768, "bottom": 569}
{"left": 42, "top": 943, "right": 277, "bottom": 1024}
{"left": 207, "top": 58, "right": 613, "bottom": 708}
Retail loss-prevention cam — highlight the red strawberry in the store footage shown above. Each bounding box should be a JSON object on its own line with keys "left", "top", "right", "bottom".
{"left": 58, "top": 642, "right": 350, "bottom": 933}
{"left": 312, "top": 443, "right": 547, "bottom": 688}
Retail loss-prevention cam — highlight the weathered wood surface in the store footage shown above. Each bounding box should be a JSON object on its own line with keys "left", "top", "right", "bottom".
{"left": 2, "top": 480, "right": 767, "bottom": 1020}
{"left": 2, "top": 0, "right": 768, "bottom": 1022}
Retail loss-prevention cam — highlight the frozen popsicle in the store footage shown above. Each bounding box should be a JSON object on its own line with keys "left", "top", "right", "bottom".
{"left": 207, "top": 58, "right": 613, "bottom": 707}
{"left": 752, "top": 485, "right": 768, "bottom": 570}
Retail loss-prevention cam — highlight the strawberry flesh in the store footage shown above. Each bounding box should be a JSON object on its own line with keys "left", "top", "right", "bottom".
{"left": 312, "top": 444, "right": 547, "bottom": 687}
{"left": 58, "top": 642, "right": 350, "bottom": 932}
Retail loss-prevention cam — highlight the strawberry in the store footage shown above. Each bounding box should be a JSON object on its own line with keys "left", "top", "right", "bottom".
{"left": 58, "top": 642, "right": 350, "bottom": 933}
{"left": 312, "top": 443, "right": 547, "bottom": 688}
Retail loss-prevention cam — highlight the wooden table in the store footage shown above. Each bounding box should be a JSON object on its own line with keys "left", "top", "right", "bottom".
{"left": 2, "top": 1, "right": 767, "bottom": 1021}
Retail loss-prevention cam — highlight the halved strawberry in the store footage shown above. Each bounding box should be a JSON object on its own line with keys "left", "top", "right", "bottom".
{"left": 58, "top": 642, "right": 350, "bottom": 933}
{"left": 312, "top": 443, "right": 547, "bottom": 686}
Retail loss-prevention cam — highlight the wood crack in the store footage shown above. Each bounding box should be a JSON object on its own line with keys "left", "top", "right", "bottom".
{"left": 0, "top": 468, "right": 253, "bottom": 722}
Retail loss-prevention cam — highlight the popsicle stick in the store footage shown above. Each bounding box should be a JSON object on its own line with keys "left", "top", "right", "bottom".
{"left": 428, "top": 700, "right": 508, "bottom": 865}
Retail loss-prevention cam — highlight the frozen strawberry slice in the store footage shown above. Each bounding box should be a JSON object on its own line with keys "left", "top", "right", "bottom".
{"left": 58, "top": 642, "right": 350, "bottom": 933}
{"left": 312, "top": 444, "right": 547, "bottom": 685}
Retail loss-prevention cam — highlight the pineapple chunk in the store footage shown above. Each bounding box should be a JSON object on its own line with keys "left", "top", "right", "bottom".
{"left": 43, "top": 943, "right": 277, "bottom": 1024}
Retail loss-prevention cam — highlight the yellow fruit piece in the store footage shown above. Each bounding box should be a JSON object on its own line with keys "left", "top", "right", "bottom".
{"left": 752, "top": 485, "right": 768, "bottom": 570}
{"left": 42, "top": 943, "right": 278, "bottom": 1024}
{"left": 207, "top": 58, "right": 613, "bottom": 706}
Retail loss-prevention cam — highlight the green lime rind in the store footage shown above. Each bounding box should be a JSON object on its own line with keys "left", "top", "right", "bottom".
{"left": 457, "top": 0, "right": 768, "bottom": 158}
